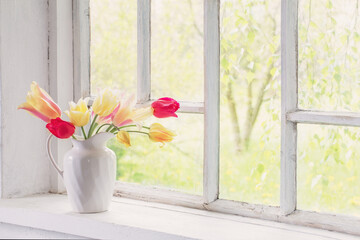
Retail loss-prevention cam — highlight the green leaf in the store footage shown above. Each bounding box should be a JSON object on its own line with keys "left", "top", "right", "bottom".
{"left": 310, "top": 21, "right": 318, "bottom": 29}
{"left": 321, "top": 66, "right": 329, "bottom": 76}
{"left": 256, "top": 163, "right": 265, "bottom": 174}
{"left": 221, "top": 57, "right": 230, "bottom": 70}
{"left": 326, "top": 0, "right": 333, "bottom": 9}
{"left": 334, "top": 73, "right": 341, "bottom": 82}
{"left": 247, "top": 31, "right": 255, "bottom": 44}
{"left": 235, "top": 16, "right": 248, "bottom": 27}
{"left": 270, "top": 67, "right": 277, "bottom": 77}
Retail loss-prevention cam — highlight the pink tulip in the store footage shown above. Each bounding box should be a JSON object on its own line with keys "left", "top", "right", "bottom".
{"left": 151, "top": 97, "right": 180, "bottom": 118}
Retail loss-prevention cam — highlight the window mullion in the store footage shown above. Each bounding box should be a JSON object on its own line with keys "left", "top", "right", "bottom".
{"left": 137, "top": 0, "right": 151, "bottom": 104}
{"left": 73, "top": 0, "right": 91, "bottom": 100}
{"left": 281, "top": 0, "right": 298, "bottom": 215}
{"left": 204, "top": 0, "right": 220, "bottom": 204}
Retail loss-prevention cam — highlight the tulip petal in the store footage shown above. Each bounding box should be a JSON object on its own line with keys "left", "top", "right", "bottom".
{"left": 116, "top": 130, "right": 131, "bottom": 147}
{"left": 151, "top": 97, "right": 180, "bottom": 118}
{"left": 148, "top": 123, "right": 175, "bottom": 145}
{"left": 92, "top": 89, "right": 118, "bottom": 116}
{"left": 46, "top": 117, "right": 75, "bottom": 139}
{"left": 65, "top": 98, "right": 91, "bottom": 127}
{"left": 131, "top": 107, "right": 154, "bottom": 122}
{"left": 18, "top": 102, "right": 51, "bottom": 122}
{"left": 34, "top": 82, "right": 62, "bottom": 116}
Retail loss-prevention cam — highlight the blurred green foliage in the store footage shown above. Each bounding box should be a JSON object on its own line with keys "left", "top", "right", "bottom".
{"left": 90, "top": 0, "right": 360, "bottom": 216}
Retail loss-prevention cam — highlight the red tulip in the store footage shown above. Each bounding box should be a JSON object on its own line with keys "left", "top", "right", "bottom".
{"left": 46, "top": 118, "right": 75, "bottom": 139}
{"left": 151, "top": 97, "right": 180, "bottom": 118}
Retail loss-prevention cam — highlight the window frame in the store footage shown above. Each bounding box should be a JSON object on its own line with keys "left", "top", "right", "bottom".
{"left": 77, "top": 0, "right": 360, "bottom": 236}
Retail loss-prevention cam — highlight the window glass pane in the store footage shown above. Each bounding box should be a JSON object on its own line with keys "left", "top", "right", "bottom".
{"left": 298, "top": 124, "right": 360, "bottom": 216}
{"left": 219, "top": 0, "right": 281, "bottom": 205}
{"left": 90, "top": 0, "right": 137, "bottom": 94}
{"left": 108, "top": 113, "right": 203, "bottom": 194}
{"left": 299, "top": 0, "right": 360, "bottom": 111}
{"left": 151, "top": 0, "right": 204, "bottom": 102}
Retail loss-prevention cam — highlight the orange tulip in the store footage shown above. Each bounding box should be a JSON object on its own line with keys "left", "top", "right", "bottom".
{"left": 148, "top": 123, "right": 175, "bottom": 145}
{"left": 18, "top": 82, "right": 61, "bottom": 122}
{"left": 116, "top": 131, "right": 131, "bottom": 147}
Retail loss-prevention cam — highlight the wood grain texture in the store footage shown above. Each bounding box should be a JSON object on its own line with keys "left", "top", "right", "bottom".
{"left": 114, "top": 182, "right": 204, "bottom": 209}
{"left": 287, "top": 110, "right": 360, "bottom": 127}
{"left": 280, "top": 0, "right": 298, "bottom": 215}
{"left": 177, "top": 101, "right": 204, "bottom": 114}
{"left": 113, "top": 183, "right": 360, "bottom": 236}
{"left": 0, "top": 0, "right": 50, "bottom": 197}
{"left": 48, "top": 0, "right": 74, "bottom": 193}
{"left": 137, "top": 0, "right": 151, "bottom": 103}
{"left": 3, "top": 194, "right": 357, "bottom": 240}
{"left": 73, "top": 0, "right": 90, "bottom": 100}
{"left": 208, "top": 199, "right": 360, "bottom": 237}
{"left": 203, "top": 0, "right": 220, "bottom": 204}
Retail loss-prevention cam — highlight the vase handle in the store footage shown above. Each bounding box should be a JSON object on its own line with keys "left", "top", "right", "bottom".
{"left": 46, "top": 134, "right": 64, "bottom": 178}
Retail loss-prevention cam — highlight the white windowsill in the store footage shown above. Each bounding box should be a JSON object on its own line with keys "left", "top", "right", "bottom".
{"left": 0, "top": 194, "right": 358, "bottom": 240}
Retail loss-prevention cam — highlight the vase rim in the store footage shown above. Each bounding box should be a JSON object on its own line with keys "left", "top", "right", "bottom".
{"left": 73, "top": 132, "right": 114, "bottom": 142}
{"left": 71, "top": 132, "right": 114, "bottom": 148}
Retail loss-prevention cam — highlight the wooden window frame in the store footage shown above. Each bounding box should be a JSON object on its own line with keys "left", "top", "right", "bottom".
{"left": 75, "top": 0, "right": 360, "bottom": 236}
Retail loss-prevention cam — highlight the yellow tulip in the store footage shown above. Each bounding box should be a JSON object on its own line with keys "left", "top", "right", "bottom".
{"left": 116, "top": 131, "right": 131, "bottom": 147}
{"left": 149, "top": 123, "right": 175, "bottom": 145}
{"left": 92, "top": 89, "right": 118, "bottom": 117}
{"left": 18, "top": 81, "right": 61, "bottom": 122}
{"left": 131, "top": 107, "right": 154, "bottom": 122}
{"left": 64, "top": 98, "right": 90, "bottom": 127}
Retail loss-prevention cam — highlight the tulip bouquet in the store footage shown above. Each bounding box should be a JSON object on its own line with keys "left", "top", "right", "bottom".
{"left": 18, "top": 82, "right": 180, "bottom": 146}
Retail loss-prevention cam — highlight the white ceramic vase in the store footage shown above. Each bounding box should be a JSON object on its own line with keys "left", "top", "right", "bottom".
{"left": 46, "top": 132, "right": 116, "bottom": 213}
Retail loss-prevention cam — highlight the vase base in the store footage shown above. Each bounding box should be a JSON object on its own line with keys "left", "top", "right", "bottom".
{"left": 74, "top": 209, "right": 109, "bottom": 214}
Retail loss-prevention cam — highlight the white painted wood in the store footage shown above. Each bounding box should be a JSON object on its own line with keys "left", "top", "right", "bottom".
{"left": 73, "top": 0, "right": 90, "bottom": 100}
{"left": 204, "top": 0, "right": 220, "bottom": 204}
{"left": 113, "top": 183, "right": 360, "bottom": 237}
{"left": 0, "top": 0, "right": 51, "bottom": 198}
{"left": 175, "top": 101, "right": 204, "bottom": 114}
{"left": 0, "top": 194, "right": 358, "bottom": 240}
{"left": 0, "top": 222, "right": 84, "bottom": 239}
{"left": 287, "top": 110, "right": 360, "bottom": 127}
{"left": 284, "top": 210, "right": 360, "bottom": 237}
{"left": 48, "top": 0, "right": 74, "bottom": 193}
{"left": 137, "top": 0, "right": 151, "bottom": 104}
{"left": 281, "top": 0, "right": 298, "bottom": 215}
{"left": 0, "top": 195, "right": 185, "bottom": 240}
{"left": 112, "top": 197, "right": 360, "bottom": 240}
{"left": 207, "top": 199, "right": 281, "bottom": 221}
{"left": 208, "top": 199, "right": 360, "bottom": 237}
{"left": 114, "top": 182, "right": 204, "bottom": 209}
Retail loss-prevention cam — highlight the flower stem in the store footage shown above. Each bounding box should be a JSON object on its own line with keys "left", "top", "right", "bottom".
{"left": 87, "top": 114, "right": 98, "bottom": 138}
{"left": 126, "top": 130, "right": 149, "bottom": 136}
{"left": 105, "top": 125, "right": 113, "bottom": 132}
{"left": 118, "top": 124, "right": 150, "bottom": 130}
{"left": 95, "top": 123, "right": 112, "bottom": 134}
{"left": 72, "top": 135, "right": 77, "bottom": 140}
{"left": 81, "top": 127, "right": 87, "bottom": 139}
